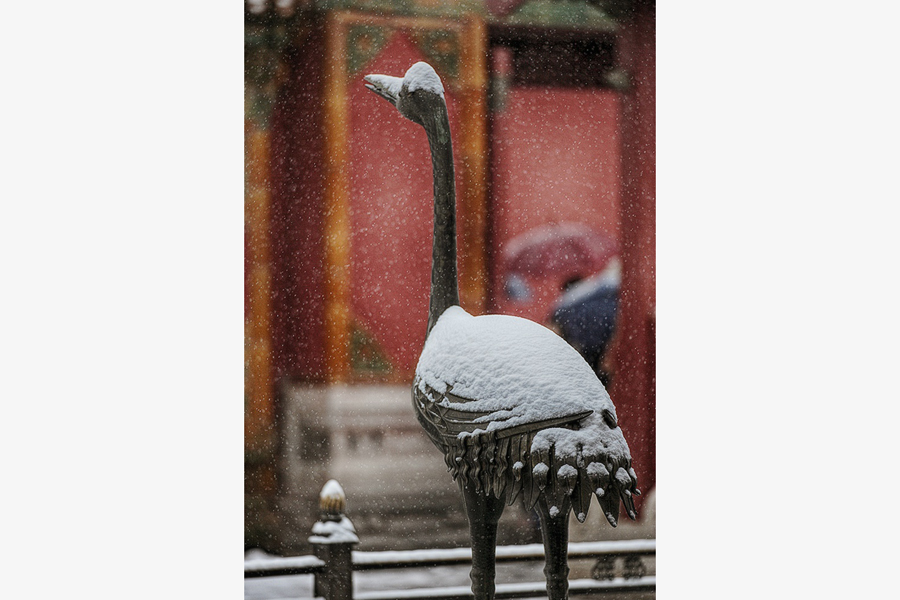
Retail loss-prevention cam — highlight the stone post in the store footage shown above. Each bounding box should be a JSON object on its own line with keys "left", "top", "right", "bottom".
{"left": 309, "top": 480, "right": 358, "bottom": 600}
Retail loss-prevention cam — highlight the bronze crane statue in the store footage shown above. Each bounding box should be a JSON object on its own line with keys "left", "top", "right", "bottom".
{"left": 364, "top": 62, "right": 639, "bottom": 600}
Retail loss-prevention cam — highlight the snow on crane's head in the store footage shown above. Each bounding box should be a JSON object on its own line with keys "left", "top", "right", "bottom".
{"left": 364, "top": 62, "right": 446, "bottom": 128}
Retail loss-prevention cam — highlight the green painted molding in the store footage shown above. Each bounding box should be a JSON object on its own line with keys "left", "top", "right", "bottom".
{"left": 413, "top": 28, "right": 461, "bottom": 81}
{"left": 315, "top": 0, "right": 485, "bottom": 18}
{"left": 245, "top": 0, "right": 636, "bottom": 27}
{"left": 347, "top": 24, "right": 392, "bottom": 75}
{"left": 245, "top": 22, "right": 292, "bottom": 128}
{"left": 497, "top": 0, "right": 618, "bottom": 31}
{"left": 350, "top": 322, "right": 393, "bottom": 375}
{"left": 342, "top": 22, "right": 462, "bottom": 83}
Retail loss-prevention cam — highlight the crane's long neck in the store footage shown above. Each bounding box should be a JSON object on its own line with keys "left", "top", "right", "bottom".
{"left": 423, "top": 102, "right": 459, "bottom": 337}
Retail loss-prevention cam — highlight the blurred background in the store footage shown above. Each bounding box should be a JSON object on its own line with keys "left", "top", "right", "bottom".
{"left": 244, "top": 0, "right": 655, "bottom": 557}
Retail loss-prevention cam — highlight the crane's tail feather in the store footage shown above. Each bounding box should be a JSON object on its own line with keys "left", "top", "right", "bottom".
{"left": 601, "top": 490, "right": 620, "bottom": 527}
{"left": 506, "top": 434, "right": 524, "bottom": 506}
{"left": 522, "top": 432, "right": 541, "bottom": 511}
{"left": 413, "top": 383, "right": 639, "bottom": 526}
{"left": 614, "top": 466, "right": 638, "bottom": 520}
{"left": 442, "top": 427, "right": 637, "bottom": 526}
{"left": 572, "top": 445, "right": 593, "bottom": 523}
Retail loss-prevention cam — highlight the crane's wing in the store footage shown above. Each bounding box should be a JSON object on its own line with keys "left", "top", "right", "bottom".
{"left": 413, "top": 380, "right": 592, "bottom": 444}
{"left": 413, "top": 379, "right": 637, "bottom": 526}
{"left": 412, "top": 308, "right": 638, "bottom": 525}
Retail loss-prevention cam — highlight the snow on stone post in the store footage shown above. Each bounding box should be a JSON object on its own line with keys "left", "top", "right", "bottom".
{"left": 309, "top": 480, "right": 358, "bottom": 600}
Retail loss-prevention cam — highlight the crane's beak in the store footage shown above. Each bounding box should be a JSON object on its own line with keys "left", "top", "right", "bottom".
{"left": 364, "top": 73, "right": 403, "bottom": 106}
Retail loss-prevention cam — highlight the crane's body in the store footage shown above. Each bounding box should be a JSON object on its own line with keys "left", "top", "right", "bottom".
{"left": 364, "top": 62, "right": 638, "bottom": 600}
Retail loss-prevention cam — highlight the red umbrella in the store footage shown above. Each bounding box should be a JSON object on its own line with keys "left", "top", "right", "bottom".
{"left": 502, "top": 223, "right": 618, "bottom": 282}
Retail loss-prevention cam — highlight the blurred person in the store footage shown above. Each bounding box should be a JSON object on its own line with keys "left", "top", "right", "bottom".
{"left": 547, "top": 257, "right": 620, "bottom": 387}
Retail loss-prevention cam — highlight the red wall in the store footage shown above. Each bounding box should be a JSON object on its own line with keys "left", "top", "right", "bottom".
{"left": 269, "top": 29, "right": 328, "bottom": 382}
{"left": 611, "top": 0, "right": 656, "bottom": 508}
{"left": 490, "top": 86, "right": 622, "bottom": 325}
{"left": 349, "top": 33, "right": 463, "bottom": 376}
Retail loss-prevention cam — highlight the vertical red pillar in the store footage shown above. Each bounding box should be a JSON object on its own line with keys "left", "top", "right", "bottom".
{"left": 269, "top": 23, "right": 328, "bottom": 384}
{"left": 612, "top": 0, "right": 656, "bottom": 510}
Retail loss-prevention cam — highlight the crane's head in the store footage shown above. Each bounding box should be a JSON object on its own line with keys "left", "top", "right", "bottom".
{"left": 364, "top": 62, "right": 447, "bottom": 130}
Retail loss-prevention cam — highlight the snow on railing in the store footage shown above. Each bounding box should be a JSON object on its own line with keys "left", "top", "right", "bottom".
{"left": 349, "top": 539, "right": 656, "bottom": 570}
{"left": 244, "top": 480, "right": 656, "bottom": 599}
{"left": 353, "top": 577, "right": 657, "bottom": 600}
{"left": 243, "top": 554, "right": 325, "bottom": 578}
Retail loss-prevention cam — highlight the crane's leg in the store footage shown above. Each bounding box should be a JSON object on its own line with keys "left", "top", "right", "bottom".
{"left": 460, "top": 481, "right": 505, "bottom": 600}
{"left": 536, "top": 496, "right": 572, "bottom": 600}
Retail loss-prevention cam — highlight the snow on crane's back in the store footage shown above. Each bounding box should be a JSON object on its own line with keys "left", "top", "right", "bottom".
{"left": 415, "top": 306, "right": 615, "bottom": 430}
